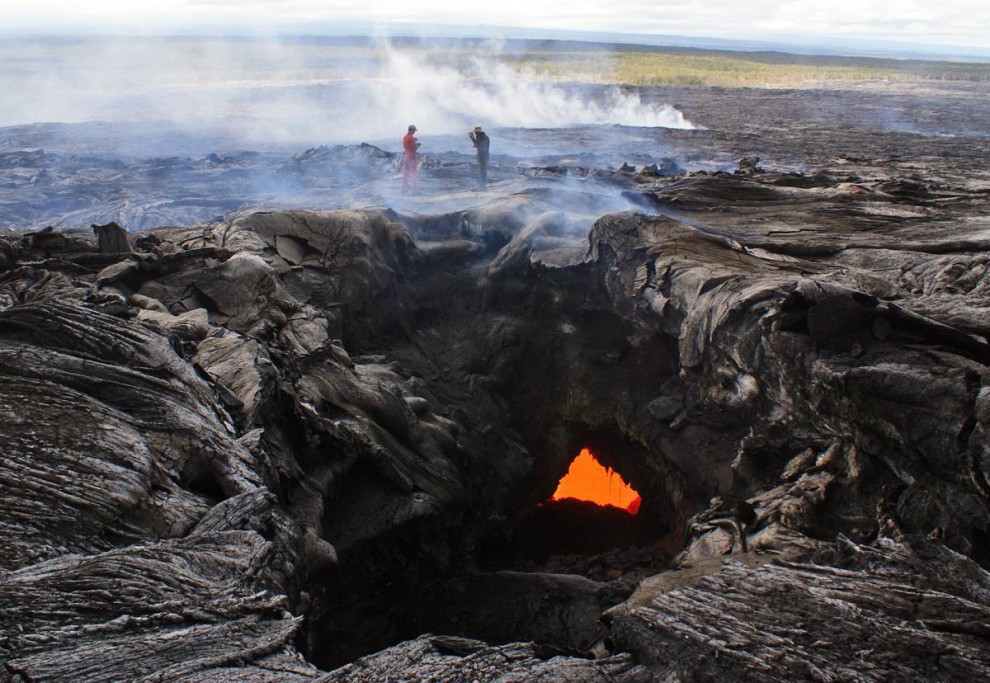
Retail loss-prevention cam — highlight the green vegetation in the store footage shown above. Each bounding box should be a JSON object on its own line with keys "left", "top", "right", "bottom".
{"left": 503, "top": 45, "right": 990, "bottom": 87}
{"left": 228, "top": 36, "right": 990, "bottom": 88}
{"left": 38, "top": 35, "right": 981, "bottom": 91}
{"left": 614, "top": 52, "right": 896, "bottom": 87}
{"left": 115, "top": 36, "right": 990, "bottom": 88}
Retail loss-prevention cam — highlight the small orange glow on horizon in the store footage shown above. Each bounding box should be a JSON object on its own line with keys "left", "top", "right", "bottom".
{"left": 551, "top": 448, "right": 641, "bottom": 513}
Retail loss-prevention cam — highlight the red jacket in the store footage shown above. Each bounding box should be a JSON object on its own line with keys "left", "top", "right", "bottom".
{"left": 403, "top": 133, "right": 419, "bottom": 158}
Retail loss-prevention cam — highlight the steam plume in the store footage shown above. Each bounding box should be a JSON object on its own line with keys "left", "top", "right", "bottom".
{"left": 0, "top": 36, "right": 693, "bottom": 151}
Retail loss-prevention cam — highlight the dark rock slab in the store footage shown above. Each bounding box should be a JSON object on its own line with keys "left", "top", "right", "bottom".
{"left": 0, "top": 491, "right": 316, "bottom": 682}
{"left": 606, "top": 536, "right": 990, "bottom": 682}
{"left": 321, "top": 635, "right": 658, "bottom": 682}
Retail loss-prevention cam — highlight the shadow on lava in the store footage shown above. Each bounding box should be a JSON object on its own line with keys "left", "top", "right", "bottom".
{"left": 479, "top": 497, "right": 678, "bottom": 582}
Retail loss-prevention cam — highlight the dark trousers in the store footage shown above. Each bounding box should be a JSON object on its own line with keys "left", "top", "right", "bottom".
{"left": 478, "top": 153, "right": 489, "bottom": 189}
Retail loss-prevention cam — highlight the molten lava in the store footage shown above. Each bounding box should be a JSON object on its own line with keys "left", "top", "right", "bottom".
{"left": 551, "top": 448, "right": 641, "bottom": 513}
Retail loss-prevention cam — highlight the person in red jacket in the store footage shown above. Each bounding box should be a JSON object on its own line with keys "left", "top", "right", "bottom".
{"left": 402, "top": 124, "right": 421, "bottom": 193}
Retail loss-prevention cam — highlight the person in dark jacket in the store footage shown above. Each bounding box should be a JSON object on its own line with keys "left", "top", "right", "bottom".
{"left": 468, "top": 125, "right": 490, "bottom": 190}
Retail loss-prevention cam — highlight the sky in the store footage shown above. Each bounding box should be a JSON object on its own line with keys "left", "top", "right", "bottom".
{"left": 2, "top": 0, "right": 989, "bottom": 51}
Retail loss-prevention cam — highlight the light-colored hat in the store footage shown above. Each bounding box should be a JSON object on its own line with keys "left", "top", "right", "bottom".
{"left": 473, "top": 126, "right": 483, "bottom": 132}
{"left": 408, "top": 124, "right": 417, "bottom": 131}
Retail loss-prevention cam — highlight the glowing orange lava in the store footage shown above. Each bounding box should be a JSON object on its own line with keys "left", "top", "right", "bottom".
{"left": 551, "top": 448, "right": 641, "bottom": 513}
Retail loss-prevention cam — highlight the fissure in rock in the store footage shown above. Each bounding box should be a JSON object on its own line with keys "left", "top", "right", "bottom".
{"left": 552, "top": 447, "right": 642, "bottom": 513}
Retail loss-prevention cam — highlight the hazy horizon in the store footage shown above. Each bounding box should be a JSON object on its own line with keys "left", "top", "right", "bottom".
{"left": 2, "top": 0, "right": 988, "bottom": 61}
{"left": 2, "top": 24, "right": 989, "bottom": 64}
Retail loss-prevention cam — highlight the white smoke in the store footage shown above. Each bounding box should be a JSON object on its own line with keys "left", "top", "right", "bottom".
{"left": 369, "top": 41, "right": 694, "bottom": 135}
{"left": 0, "top": 36, "right": 693, "bottom": 152}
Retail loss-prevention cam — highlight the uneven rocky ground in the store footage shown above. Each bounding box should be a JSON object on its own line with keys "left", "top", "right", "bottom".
{"left": 2, "top": 79, "right": 990, "bottom": 681}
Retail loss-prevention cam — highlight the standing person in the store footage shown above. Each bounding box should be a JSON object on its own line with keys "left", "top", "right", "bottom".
{"left": 402, "top": 124, "right": 421, "bottom": 194}
{"left": 468, "top": 125, "right": 490, "bottom": 190}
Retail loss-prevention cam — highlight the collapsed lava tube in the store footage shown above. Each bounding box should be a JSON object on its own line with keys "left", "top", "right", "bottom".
{"left": 551, "top": 448, "right": 641, "bottom": 513}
